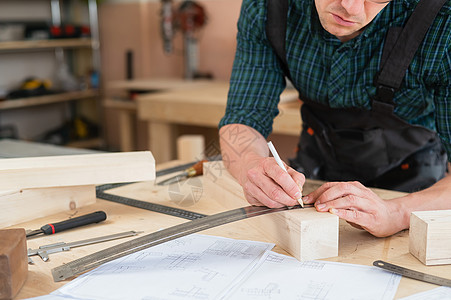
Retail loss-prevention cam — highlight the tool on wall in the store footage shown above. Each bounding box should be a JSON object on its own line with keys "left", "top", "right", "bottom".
{"left": 27, "top": 230, "right": 141, "bottom": 264}
{"left": 26, "top": 211, "right": 107, "bottom": 238}
{"left": 160, "top": 0, "right": 209, "bottom": 79}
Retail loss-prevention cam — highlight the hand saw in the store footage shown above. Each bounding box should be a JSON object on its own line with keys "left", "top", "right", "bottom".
{"left": 52, "top": 204, "right": 313, "bottom": 282}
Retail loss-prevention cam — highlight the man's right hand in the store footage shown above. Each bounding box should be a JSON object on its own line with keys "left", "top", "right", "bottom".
{"left": 219, "top": 124, "right": 305, "bottom": 208}
{"left": 241, "top": 156, "right": 305, "bottom": 207}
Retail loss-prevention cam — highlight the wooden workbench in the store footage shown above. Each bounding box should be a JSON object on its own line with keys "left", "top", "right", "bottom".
{"left": 11, "top": 164, "right": 451, "bottom": 299}
{"left": 136, "top": 80, "right": 300, "bottom": 162}
{"left": 104, "top": 79, "right": 301, "bottom": 160}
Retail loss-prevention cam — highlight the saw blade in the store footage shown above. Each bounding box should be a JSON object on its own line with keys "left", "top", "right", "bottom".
{"left": 52, "top": 204, "right": 312, "bottom": 282}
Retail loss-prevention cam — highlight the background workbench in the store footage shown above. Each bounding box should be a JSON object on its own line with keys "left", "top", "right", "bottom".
{"left": 9, "top": 164, "right": 451, "bottom": 299}
{"left": 104, "top": 79, "right": 301, "bottom": 162}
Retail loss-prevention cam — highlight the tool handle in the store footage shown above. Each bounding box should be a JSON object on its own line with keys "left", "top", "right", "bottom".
{"left": 40, "top": 211, "right": 107, "bottom": 235}
{"left": 186, "top": 159, "right": 207, "bottom": 177}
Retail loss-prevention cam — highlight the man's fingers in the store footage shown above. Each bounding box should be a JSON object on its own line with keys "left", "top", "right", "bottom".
{"left": 262, "top": 158, "right": 303, "bottom": 202}
{"left": 316, "top": 194, "right": 376, "bottom": 213}
{"left": 306, "top": 181, "right": 375, "bottom": 205}
{"left": 329, "top": 208, "right": 372, "bottom": 230}
{"left": 243, "top": 179, "right": 286, "bottom": 208}
{"left": 287, "top": 167, "right": 306, "bottom": 192}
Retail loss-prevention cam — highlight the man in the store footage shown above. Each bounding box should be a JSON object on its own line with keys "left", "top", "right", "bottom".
{"left": 218, "top": 0, "right": 451, "bottom": 237}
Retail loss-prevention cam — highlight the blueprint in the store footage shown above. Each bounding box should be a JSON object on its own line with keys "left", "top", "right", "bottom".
{"left": 28, "top": 234, "right": 403, "bottom": 300}
{"left": 399, "top": 287, "right": 451, "bottom": 300}
{"left": 227, "top": 252, "right": 401, "bottom": 300}
{"left": 49, "top": 234, "right": 275, "bottom": 300}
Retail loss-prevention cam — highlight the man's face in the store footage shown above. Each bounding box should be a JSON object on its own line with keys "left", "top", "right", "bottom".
{"left": 314, "top": 0, "right": 389, "bottom": 42}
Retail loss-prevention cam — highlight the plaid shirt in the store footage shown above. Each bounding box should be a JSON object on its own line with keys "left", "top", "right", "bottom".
{"left": 219, "top": 0, "right": 451, "bottom": 160}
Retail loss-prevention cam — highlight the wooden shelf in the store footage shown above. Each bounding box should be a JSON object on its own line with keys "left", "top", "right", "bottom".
{"left": 0, "top": 38, "right": 93, "bottom": 52}
{"left": 65, "top": 137, "right": 103, "bottom": 149}
{"left": 0, "top": 89, "right": 99, "bottom": 110}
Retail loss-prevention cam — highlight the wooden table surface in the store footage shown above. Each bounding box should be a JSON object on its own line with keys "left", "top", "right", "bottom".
{"left": 11, "top": 162, "right": 451, "bottom": 299}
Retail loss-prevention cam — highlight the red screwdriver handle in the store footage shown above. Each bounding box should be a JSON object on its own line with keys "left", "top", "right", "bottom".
{"left": 40, "top": 211, "right": 107, "bottom": 235}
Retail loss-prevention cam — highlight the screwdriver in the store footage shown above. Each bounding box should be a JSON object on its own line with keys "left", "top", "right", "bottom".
{"left": 157, "top": 160, "right": 207, "bottom": 186}
{"left": 26, "top": 211, "right": 107, "bottom": 238}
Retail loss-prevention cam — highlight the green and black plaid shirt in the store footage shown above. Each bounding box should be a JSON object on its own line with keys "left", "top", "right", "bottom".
{"left": 219, "top": 0, "right": 451, "bottom": 160}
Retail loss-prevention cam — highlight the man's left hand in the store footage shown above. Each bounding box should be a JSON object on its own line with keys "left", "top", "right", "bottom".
{"left": 302, "top": 181, "right": 407, "bottom": 237}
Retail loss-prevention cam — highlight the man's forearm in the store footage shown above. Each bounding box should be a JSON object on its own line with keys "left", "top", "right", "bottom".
{"left": 219, "top": 124, "right": 269, "bottom": 184}
{"left": 394, "top": 174, "right": 451, "bottom": 230}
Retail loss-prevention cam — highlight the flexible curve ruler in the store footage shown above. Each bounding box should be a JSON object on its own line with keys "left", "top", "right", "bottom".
{"left": 373, "top": 260, "right": 451, "bottom": 287}
{"left": 52, "top": 204, "right": 311, "bottom": 282}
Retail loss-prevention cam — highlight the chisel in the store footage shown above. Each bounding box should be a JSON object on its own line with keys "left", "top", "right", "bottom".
{"left": 157, "top": 159, "right": 207, "bottom": 186}
{"left": 26, "top": 211, "right": 107, "bottom": 238}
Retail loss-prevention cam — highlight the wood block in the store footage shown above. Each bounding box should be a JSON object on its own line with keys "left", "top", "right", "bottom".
{"left": 203, "top": 161, "right": 339, "bottom": 261}
{"left": 0, "top": 151, "right": 155, "bottom": 190}
{"left": 0, "top": 229, "right": 27, "bottom": 300}
{"left": 177, "top": 135, "right": 205, "bottom": 161}
{"left": 0, "top": 185, "right": 95, "bottom": 229}
{"left": 409, "top": 210, "right": 451, "bottom": 265}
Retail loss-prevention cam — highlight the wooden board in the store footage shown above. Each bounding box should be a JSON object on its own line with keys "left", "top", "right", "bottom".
{"left": 0, "top": 151, "right": 155, "bottom": 190}
{"left": 0, "top": 185, "right": 96, "bottom": 229}
{"left": 410, "top": 210, "right": 451, "bottom": 265}
{"left": 202, "top": 161, "right": 339, "bottom": 261}
{"left": 0, "top": 228, "right": 27, "bottom": 300}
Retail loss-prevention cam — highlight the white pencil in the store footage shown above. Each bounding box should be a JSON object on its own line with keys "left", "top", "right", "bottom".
{"left": 267, "top": 141, "right": 304, "bottom": 207}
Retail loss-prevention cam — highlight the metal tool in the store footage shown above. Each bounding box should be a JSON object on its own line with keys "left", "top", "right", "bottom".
{"left": 96, "top": 160, "right": 217, "bottom": 220}
{"left": 26, "top": 211, "right": 107, "bottom": 238}
{"left": 28, "top": 231, "right": 141, "bottom": 264}
{"left": 157, "top": 159, "right": 207, "bottom": 186}
{"left": 52, "top": 204, "right": 313, "bottom": 281}
{"left": 96, "top": 190, "right": 206, "bottom": 220}
{"left": 373, "top": 260, "right": 451, "bottom": 287}
{"left": 96, "top": 157, "right": 221, "bottom": 194}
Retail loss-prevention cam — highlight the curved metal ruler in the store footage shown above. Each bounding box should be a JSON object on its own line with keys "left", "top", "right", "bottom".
{"left": 52, "top": 204, "right": 311, "bottom": 282}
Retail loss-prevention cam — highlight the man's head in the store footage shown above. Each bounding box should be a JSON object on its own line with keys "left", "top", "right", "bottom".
{"left": 315, "top": 0, "right": 390, "bottom": 42}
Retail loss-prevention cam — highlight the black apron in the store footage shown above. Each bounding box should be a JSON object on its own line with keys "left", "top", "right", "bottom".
{"left": 266, "top": 0, "right": 448, "bottom": 192}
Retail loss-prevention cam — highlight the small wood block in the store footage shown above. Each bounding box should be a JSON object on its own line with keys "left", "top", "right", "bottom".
{"left": 409, "top": 210, "right": 451, "bottom": 265}
{"left": 0, "top": 229, "right": 27, "bottom": 300}
{"left": 203, "top": 161, "right": 338, "bottom": 261}
{"left": 177, "top": 135, "right": 205, "bottom": 161}
{"left": 0, "top": 151, "right": 155, "bottom": 190}
{"left": 0, "top": 185, "right": 95, "bottom": 229}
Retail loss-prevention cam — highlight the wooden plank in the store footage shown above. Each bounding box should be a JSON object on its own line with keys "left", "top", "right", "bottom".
{"left": 202, "top": 161, "right": 339, "bottom": 261}
{"left": 0, "top": 228, "right": 27, "bottom": 300}
{"left": 409, "top": 210, "right": 451, "bottom": 265}
{"left": 0, "top": 151, "right": 155, "bottom": 190}
{"left": 0, "top": 185, "right": 96, "bottom": 229}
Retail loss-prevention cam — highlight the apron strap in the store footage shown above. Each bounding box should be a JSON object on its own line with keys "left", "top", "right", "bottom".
{"left": 375, "top": 0, "right": 448, "bottom": 105}
{"left": 265, "top": 0, "right": 292, "bottom": 81}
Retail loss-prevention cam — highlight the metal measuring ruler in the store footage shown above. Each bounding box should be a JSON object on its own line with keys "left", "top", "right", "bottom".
{"left": 52, "top": 204, "right": 312, "bottom": 282}
{"left": 95, "top": 159, "right": 220, "bottom": 220}
{"left": 373, "top": 260, "right": 451, "bottom": 287}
